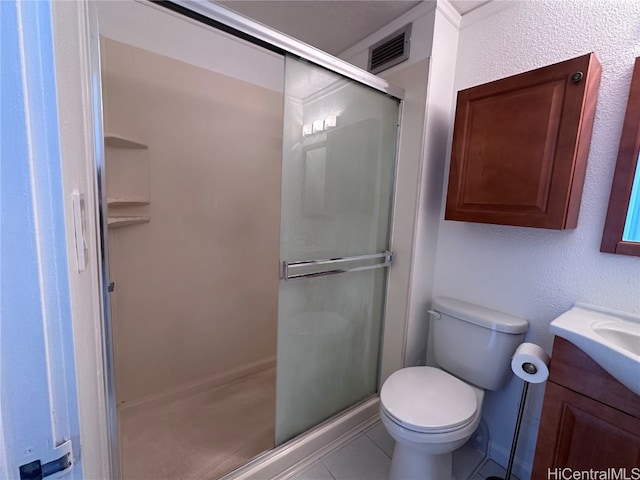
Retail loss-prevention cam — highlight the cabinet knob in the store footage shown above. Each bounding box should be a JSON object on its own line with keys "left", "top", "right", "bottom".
{"left": 571, "top": 71, "right": 584, "bottom": 83}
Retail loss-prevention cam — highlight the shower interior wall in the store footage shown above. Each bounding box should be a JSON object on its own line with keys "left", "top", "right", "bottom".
{"left": 98, "top": 1, "right": 285, "bottom": 407}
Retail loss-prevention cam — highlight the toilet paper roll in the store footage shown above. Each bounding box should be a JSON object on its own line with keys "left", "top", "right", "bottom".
{"left": 511, "top": 342, "right": 550, "bottom": 384}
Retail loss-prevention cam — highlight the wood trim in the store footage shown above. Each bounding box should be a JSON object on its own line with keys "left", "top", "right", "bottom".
{"left": 564, "top": 54, "right": 602, "bottom": 228}
{"left": 601, "top": 56, "right": 640, "bottom": 256}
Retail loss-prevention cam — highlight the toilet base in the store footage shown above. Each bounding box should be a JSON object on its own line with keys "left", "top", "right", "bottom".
{"left": 388, "top": 443, "right": 453, "bottom": 480}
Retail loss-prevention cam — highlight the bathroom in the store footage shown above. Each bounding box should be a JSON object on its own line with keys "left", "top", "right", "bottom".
{"left": 2, "top": 1, "right": 639, "bottom": 480}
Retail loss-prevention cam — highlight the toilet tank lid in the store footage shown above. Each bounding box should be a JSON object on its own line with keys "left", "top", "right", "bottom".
{"left": 433, "top": 297, "right": 529, "bottom": 334}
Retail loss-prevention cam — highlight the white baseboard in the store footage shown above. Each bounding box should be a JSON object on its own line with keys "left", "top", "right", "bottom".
{"left": 221, "top": 396, "right": 380, "bottom": 480}
{"left": 119, "top": 356, "right": 276, "bottom": 414}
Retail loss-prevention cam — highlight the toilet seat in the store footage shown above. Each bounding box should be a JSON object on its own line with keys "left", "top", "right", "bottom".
{"left": 380, "top": 367, "right": 478, "bottom": 434}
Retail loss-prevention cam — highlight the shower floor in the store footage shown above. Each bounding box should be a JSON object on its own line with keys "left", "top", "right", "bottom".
{"left": 118, "top": 366, "right": 276, "bottom": 480}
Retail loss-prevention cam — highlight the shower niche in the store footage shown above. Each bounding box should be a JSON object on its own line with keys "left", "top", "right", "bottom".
{"left": 104, "top": 133, "right": 151, "bottom": 228}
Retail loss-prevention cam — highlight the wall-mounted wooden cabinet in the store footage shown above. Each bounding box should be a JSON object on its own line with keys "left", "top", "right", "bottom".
{"left": 531, "top": 337, "right": 640, "bottom": 479}
{"left": 446, "top": 53, "right": 601, "bottom": 229}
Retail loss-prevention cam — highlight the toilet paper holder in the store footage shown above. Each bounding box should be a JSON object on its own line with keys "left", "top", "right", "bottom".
{"left": 487, "top": 343, "right": 550, "bottom": 480}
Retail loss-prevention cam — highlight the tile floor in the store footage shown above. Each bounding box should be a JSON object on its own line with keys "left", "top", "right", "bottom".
{"left": 289, "top": 422, "right": 513, "bottom": 480}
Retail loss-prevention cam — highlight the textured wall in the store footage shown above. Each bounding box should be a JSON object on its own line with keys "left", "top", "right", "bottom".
{"left": 433, "top": 1, "right": 640, "bottom": 476}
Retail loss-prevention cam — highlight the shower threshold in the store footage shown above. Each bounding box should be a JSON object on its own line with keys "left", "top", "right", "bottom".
{"left": 220, "top": 396, "right": 380, "bottom": 480}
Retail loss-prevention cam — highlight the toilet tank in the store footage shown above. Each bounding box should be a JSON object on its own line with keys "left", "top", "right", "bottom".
{"left": 431, "top": 297, "right": 529, "bottom": 391}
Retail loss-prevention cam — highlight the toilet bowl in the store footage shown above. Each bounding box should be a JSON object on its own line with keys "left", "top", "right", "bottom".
{"left": 379, "top": 297, "right": 529, "bottom": 480}
{"left": 380, "top": 367, "right": 484, "bottom": 479}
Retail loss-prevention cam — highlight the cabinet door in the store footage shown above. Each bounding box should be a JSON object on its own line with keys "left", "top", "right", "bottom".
{"left": 532, "top": 382, "right": 640, "bottom": 479}
{"left": 446, "top": 53, "right": 601, "bottom": 229}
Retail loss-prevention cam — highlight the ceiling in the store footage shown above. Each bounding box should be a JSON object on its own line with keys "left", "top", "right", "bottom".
{"left": 218, "top": 0, "right": 490, "bottom": 56}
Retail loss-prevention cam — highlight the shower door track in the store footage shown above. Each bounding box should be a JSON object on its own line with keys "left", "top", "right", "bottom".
{"left": 221, "top": 396, "right": 381, "bottom": 480}
{"left": 151, "top": 1, "right": 404, "bottom": 101}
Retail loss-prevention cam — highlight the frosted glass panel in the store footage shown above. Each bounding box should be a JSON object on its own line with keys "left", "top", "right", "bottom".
{"left": 276, "top": 56, "right": 399, "bottom": 445}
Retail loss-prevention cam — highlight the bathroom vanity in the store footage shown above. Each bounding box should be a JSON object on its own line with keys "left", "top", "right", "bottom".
{"left": 531, "top": 337, "right": 640, "bottom": 478}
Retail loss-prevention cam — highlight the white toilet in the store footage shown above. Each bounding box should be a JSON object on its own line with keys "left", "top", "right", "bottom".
{"left": 380, "top": 297, "right": 528, "bottom": 480}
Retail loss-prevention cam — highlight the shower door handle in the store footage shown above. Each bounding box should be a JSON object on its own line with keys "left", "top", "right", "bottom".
{"left": 280, "top": 251, "right": 393, "bottom": 281}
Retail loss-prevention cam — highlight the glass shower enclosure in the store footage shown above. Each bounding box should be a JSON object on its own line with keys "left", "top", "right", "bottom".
{"left": 94, "top": 1, "right": 404, "bottom": 476}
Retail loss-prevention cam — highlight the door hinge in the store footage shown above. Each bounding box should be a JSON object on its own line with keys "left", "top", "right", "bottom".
{"left": 108, "top": 282, "right": 115, "bottom": 292}
{"left": 19, "top": 440, "right": 73, "bottom": 479}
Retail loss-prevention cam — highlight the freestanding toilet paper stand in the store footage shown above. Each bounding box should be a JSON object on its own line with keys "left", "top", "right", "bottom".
{"left": 487, "top": 342, "right": 550, "bottom": 480}
{"left": 486, "top": 362, "right": 536, "bottom": 480}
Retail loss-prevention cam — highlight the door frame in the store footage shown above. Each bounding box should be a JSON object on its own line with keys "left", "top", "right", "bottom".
{"left": 51, "top": 1, "right": 115, "bottom": 478}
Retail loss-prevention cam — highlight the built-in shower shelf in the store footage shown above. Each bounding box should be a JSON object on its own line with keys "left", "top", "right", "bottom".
{"left": 107, "top": 197, "right": 150, "bottom": 207}
{"left": 108, "top": 216, "right": 151, "bottom": 229}
{"left": 104, "top": 133, "right": 148, "bottom": 149}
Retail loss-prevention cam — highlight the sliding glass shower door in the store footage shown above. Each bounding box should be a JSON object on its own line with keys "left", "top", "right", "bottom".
{"left": 275, "top": 56, "right": 400, "bottom": 445}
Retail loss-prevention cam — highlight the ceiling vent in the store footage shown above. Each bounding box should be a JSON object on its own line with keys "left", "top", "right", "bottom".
{"left": 368, "top": 24, "right": 411, "bottom": 74}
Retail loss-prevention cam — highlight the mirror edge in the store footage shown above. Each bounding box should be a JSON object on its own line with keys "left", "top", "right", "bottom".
{"left": 601, "top": 56, "right": 640, "bottom": 257}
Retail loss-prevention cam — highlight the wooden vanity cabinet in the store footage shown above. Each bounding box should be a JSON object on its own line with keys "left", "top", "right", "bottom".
{"left": 446, "top": 53, "right": 601, "bottom": 229}
{"left": 531, "top": 337, "right": 640, "bottom": 479}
